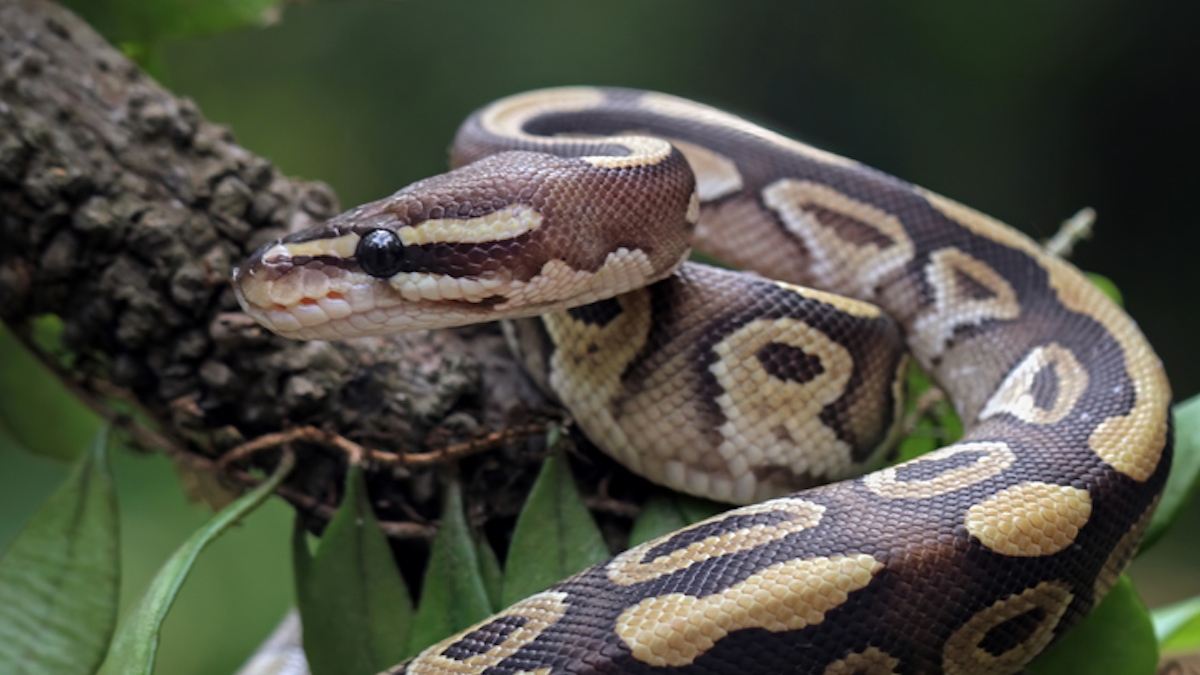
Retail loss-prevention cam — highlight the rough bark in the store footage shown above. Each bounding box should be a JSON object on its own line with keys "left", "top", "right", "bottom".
{"left": 0, "top": 0, "right": 560, "bottom": 566}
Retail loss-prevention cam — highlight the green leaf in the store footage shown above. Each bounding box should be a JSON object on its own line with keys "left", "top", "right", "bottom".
{"left": 1087, "top": 272, "right": 1124, "bottom": 306}
{"left": 28, "top": 315, "right": 73, "bottom": 368}
{"left": 1027, "top": 575, "right": 1158, "bottom": 675}
{"left": 0, "top": 324, "right": 101, "bottom": 461}
{"left": 932, "top": 396, "right": 963, "bottom": 445}
{"left": 296, "top": 464, "right": 413, "bottom": 675}
{"left": 97, "top": 452, "right": 294, "bottom": 675}
{"left": 500, "top": 443, "right": 610, "bottom": 608}
{"left": 674, "top": 494, "right": 728, "bottom": 525}
{"left": 406, "top": 478, "right": 493, "bottom": 656}
{"left": 62, "top": 0, "right": 282, "bottom": 45}
{"left": 0, "top": 428, "right": 119, "bottom": 674}
{"left": 897, "top": 416, "right": 939, "bottom": 463}
{"left": 629, "top": 494, "right": 690, "bottom": 547}
{"left": 1153, "top": 594, "right": 1200, "bottom": 653}
{"left": 894, "top": 360, "right": 963, "bottom": 463}
{"left": 291, "top": 520, "right": 313, "bottom": 596}
{"left": 474, "top": 534, "right": 504, "bottom": 613}
{"left": 897, "top": 363, "right": 937, "bottom": 462}
{"left": 1142, "top": 394, "right": 1200, "bottom": 551}
{"left": 628, "top": 493, "right": 727, "bottom": 547}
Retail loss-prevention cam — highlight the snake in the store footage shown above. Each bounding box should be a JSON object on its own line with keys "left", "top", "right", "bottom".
{"left": 233, "top": 87, "right": 1173, "bottom": 675}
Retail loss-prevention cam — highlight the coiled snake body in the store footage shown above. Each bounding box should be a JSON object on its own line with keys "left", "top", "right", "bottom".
{"left": 234, "top": 88, "right": 1172, "bottom": 675}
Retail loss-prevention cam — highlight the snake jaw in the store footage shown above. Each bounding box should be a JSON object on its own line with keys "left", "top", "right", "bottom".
{"left": 233, "top": 245, "right": 385, "bottom": 339}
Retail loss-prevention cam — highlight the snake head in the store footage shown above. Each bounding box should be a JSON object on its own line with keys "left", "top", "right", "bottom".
{"left": 233, "top": 151, "right": 696, "bottom": 340}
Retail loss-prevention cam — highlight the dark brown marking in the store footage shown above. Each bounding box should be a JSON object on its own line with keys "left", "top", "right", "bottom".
{"left": 1030, "top": 365, "right": 1060, "bottom": 412}
{"left": 292, "top": 255, "right": 360, "bottom": 271}
{"left": 443, "top": 295, "right": 508, "bottom": 310}
{"left": 757, "top": 342, "right": 824, "bottom": 384}
{"left": 978, "top": 606, "right": 1048, "bottom": 657}
{"left": 640, "top": 509, "right": 800, "bottom": 563}
{"left": 753, "top": 463, "right": 816, "bottom": 490}
{"left": 803, "top": 204, "right": 895, "bottom": 248}
{"left": 568, "top": 297, "right": 623, "bottom": 327}
{"left": 439, "top": 615, "right": 528, "bottom": 660}
{"left": 953, "top": 268, "right": 999, "bottom": 301}
{"left": 892, "top": 449, "right": 988, "bottom": 483}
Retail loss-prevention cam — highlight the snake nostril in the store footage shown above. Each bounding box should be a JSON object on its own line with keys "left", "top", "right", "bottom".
{"left": 300, "top": 297, "right": 319, "bottom": 306}
{"left": 327, "top": 291, "right": 345, "bottom": 301}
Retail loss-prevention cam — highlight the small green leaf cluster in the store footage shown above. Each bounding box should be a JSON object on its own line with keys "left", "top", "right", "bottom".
{"left": 291, "top": 432, "right": 617, "bottom": 674}
{"left": 61, "top": 0, "right": 283, "bottom": 76}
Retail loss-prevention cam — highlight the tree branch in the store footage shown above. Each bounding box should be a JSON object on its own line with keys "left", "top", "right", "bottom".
{"left": 0, "top": 0, "right": 549, "bottom": 543}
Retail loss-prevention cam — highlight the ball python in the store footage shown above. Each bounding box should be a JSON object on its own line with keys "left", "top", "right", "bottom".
{"left": 233, "top": 87, "right": 1173, "bottom": 675}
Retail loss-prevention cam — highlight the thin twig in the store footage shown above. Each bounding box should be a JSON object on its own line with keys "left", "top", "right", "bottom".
{"left": 218, "top": 420, "right": 555, "bottom": 472}
{"left": 218, "top": 426, "right": 368, "bottom": 469}
{"left": 1044, "top": 206, "right": 1096, "bottom": 259}
{"left": 584, "top": 495, "right": 642, "bottom": 519}
{"left": 401, "top": 422, "right": 555, "bottom": 467}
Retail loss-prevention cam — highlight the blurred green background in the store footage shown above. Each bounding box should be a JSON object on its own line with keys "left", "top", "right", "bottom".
{"left": 3, "top": 0, "right": 1199, "bottom": 673}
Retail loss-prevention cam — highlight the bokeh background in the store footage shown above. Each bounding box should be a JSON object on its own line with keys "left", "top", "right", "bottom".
{"left": 2, "top": 1, "right": 1198, "bottom": 673}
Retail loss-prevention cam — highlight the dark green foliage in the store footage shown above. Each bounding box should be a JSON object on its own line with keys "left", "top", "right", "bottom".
{"left": 500, "top": 434, "right": 611, "bottom": 608}
{"left": 295, "top": 464, "right": 413, "bottom": 675}
{"left": 0, "top": 429, "right": 119, "bottom": 674}
{"left": 405, "top": 478, "right": 493, "bottom": 656}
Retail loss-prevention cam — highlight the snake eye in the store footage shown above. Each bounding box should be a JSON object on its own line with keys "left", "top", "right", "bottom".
{"left": 357, "top": 229, "right": 406, "bottom": 278}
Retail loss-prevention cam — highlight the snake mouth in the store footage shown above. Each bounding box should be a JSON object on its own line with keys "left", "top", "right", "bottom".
{"left": 233, "top": 242, "right": 523, "bottom": 339}
{"left": 233, "top": 254, "right": 376, "bottom": 339}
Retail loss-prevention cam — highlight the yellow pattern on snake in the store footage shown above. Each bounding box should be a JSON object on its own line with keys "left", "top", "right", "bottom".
{"left": 233, "top": 87, "right": 1172, "bottom": 675}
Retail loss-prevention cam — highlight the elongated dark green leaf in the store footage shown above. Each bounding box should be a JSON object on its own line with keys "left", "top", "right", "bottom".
{"left": 474, "top": 534, "right": 504, "bottom": 613}
{"left": 1153, "top": 594, "right": 1200, "bottom": 652}
{"left": 675, "top": 494, "right": 728, "bottom": 525}
{"left": 0, "top": 428, "right": 118, "bottom": 674}
{"left": 1027, "top": 575, "right": 1158, "bottom": 675}
{"left": 297, "top": 464, "right": 413, "bottom": 675}
{"left": 1142, "top": 395, "right": 1200, "bottom": 551}
{"left": 406, "top": 478, "right": 493, "bottom": 656}
{"left": 292, "top": 520, "right": 313, "bottom": 597}
{"left": 62, "top": 0, "right": 282, "bottom": 44}
{"left": 97, "top": 452, "right": 294, "bottom": 675}
{"left": 629, "top": 494, "right": 690, "bottom": 547}
{"left": 501, "top": 444, "right": 610, "bottom": 608}
{"left": 630, "top": 492, "right": 733, "bottom": 548}
{"left": 0, "top": 324, "right": 100, "bottom": 461}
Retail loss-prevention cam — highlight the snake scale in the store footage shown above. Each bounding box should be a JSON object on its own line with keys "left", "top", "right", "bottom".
{"left": 234, "top": 87, "right": 1173, "bottom": 675}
